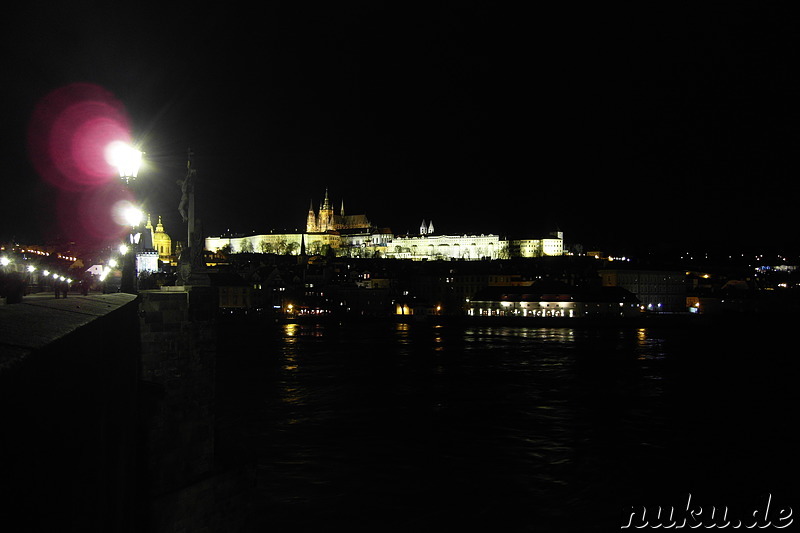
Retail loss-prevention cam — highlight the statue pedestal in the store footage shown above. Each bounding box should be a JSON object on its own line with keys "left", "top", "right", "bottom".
{"left": 178, "top": 262, "right": 210, "bottom": 287}
{"left": 138, "top": 286, "right": 254, "bottom": 531}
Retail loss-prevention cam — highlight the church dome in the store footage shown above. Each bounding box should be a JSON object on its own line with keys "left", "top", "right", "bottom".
{"left": 152, "top": 215, "right": 172, "bottom": 261}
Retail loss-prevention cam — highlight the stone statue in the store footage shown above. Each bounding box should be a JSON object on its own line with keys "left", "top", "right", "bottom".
{"left": 176, "top": 149, "right": 208, "bottom": 286}
{"left": 177, "top": 151, "right": 195, "bottom": 223}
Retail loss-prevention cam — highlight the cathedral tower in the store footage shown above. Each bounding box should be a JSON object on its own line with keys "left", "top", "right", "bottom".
{"left": 305, "top": 189, "right": 371, "bottom": 234}
{"left": 318, "top": 189, "right": 334, "bottom": 232}
{"left": 306, "top": 200, "right": 317, "bottom": 233}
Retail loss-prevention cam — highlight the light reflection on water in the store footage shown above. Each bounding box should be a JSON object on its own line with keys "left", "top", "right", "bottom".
{"left": 262, "top": 322, "right": 665, "bottom": 530}
{"left": 215, "top": 320, "right": 795, "bottom": 532}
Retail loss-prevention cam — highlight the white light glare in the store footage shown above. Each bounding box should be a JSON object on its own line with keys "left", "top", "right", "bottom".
{"left": 106, "top": 141, "right": 143, "bottom": 179}
{"left": 123, "top": 207, "right": 143, "bottom": 227}
{"left": 112, "top": 200, "right": 144, "bottom": 228}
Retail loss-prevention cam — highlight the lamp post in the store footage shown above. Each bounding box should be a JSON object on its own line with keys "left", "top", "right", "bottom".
{"left": 110, "top": 142, "right": 144, "bottom": 293}
{"left": 119, "top": 205, "right": 143, "bottom": 293}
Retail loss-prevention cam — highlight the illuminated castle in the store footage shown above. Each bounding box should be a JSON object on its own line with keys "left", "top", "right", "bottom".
{"left": 306, "top": 189, "right": 371, "bottom": 233}
{"left": 205, "top": 189, "right": 565, "bottom": 260}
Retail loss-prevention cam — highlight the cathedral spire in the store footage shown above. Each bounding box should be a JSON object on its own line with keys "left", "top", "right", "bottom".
{"left": 318, "top": 189, "right": 334, "bottom": 232}
{"left": 322, "top": 188, "right": 331, "bottom": 211}
{"left": 306, "top": 199, "right": 317, "bottom": 232}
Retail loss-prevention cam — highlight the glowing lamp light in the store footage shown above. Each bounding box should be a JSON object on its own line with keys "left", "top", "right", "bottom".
{"left": 119, "top": 244, "right": 129, "bottom": 255}
{"left": 112, "top": 200, "right": 143, "bottom": 228}
{"left": 124, "top": 207, "right": 142, "bottom": 227}
{"left": 0, "top": 256, "right": 9, "bottom": 267}
{"left": 106, "top": 141, "right": 143, "bottom": 182}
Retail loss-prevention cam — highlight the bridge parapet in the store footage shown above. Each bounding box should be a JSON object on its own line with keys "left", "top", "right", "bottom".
{"left": 0, "top": 292, "right": 140, "bottom": 532}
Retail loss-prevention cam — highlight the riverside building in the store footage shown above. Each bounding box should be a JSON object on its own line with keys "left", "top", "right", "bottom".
{"left": 466, "top": 284, "right": 641, "bottom": 319}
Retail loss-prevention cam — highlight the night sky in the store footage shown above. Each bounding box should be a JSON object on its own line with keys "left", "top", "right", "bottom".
{"left": 2, "top": 4, "right": 799, "bottom": 255}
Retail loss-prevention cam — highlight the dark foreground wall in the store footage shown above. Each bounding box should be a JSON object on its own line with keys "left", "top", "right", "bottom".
{"left": 0, "top": 294, "right": 140, "bottom": 533}
{"left": 137, "top": 287, "right": 255, "bottom": 533}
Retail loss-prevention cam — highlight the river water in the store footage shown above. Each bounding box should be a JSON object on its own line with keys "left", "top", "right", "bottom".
{"left": 215, "top": 317, "right": 796, "bottom": 532}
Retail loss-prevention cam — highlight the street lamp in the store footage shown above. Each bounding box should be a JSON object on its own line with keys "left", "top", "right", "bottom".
{"left": 107, "top": 141, "right": 143, "bottom": 184}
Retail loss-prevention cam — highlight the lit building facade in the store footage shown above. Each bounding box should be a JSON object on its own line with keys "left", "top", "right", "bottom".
{"left": 510, "top": 231, "right": 564, "bottom": 258}
{"left": 206, "top": 232, "right": 340, "bottom": 255}
{"left": 466, "top": 285, "right": 640, "bottom": 318}
{"left": 386, "top": 233, "right": 509, "bottom": 261}
{"left": 136, "top": 250, "right": 159, "bottom": 273}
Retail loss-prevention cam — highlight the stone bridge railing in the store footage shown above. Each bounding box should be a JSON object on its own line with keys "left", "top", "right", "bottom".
{"left": 0, "top": 293, "right": 140, "bottom": 532}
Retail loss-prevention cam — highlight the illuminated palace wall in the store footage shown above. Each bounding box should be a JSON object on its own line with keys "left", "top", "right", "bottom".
{"left": 205, "top": 233, "right": 340, "bottom": 255}
{"left": 205, "top": 192, "right": 564, "bottom": 260}
{"left": 386, "top": 234, "right": 508, "bottom": 260}
{"left": 206, "top": 231, "right": 565, "bottom": 261}
{"left": 514, "top": 237, "right": 564, "bottom": 258}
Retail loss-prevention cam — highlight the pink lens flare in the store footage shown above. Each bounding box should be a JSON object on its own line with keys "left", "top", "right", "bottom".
{"left": 27, "top": 83, "right": 133, "bottom": 191}
{"left": 54, "top": 182, "right": 135, "bottom": 246}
